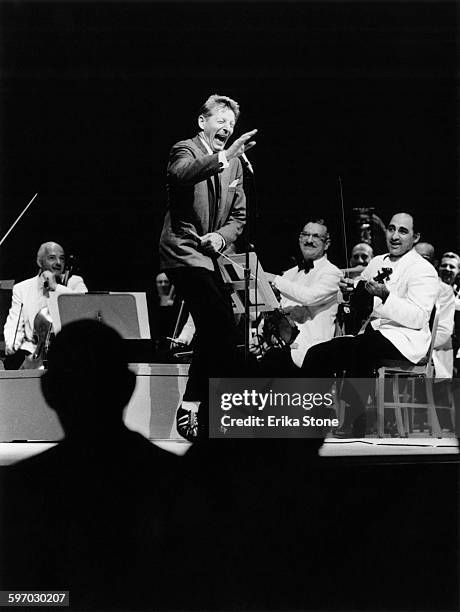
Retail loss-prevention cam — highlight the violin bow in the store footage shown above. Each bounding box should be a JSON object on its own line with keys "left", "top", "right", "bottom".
{"left": 0, "top": 193, "right": 38, "bottom": 248}
{"left": 338, "top": 176, "right": 350, "bottom": 276}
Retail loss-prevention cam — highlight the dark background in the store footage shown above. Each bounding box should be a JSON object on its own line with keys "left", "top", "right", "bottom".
{"left": 0, "top": 0, "right": 458, "bottom": 291}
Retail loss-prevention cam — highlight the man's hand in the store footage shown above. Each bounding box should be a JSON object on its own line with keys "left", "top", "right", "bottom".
{"left": 249, "top": 334, "right": 265, "bottom": 357}
{"left": 339, "top": 276, "right": 354, "bottom": 298}
{"left": 225, "top": 129, "right": 257, "bottom": 161}
{"left": 365, "top": 279, "right": 389, "bottom": 302}
{"left": 199, "top": 232, "right": 225, "bottom": 255}
{"left": 41, "top": 270, "right": 58, "bottom": 291}
{"left": 175, "top": 336, "right": 191, "bottom": 347}
{"left": 5, "top": 344, "right": 16, "bottom": 356}
{"left": 282, "top": 304, "right": 307, "bottom": 323}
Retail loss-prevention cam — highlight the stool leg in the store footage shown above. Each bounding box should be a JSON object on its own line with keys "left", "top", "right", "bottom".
{"left": 400, "top": 378, "right": 410, "bottom": 436}
{"left": 392, "top": 375, "right": 405, "bottom": 437}
{"left": 377, "top": 368, "right": 385, "bottom": 437}
{"left": 425, "top": 376, "right": 442, "bottom": 438}
{"left": 447, "top": 384, "right": 456, "bottom": 432}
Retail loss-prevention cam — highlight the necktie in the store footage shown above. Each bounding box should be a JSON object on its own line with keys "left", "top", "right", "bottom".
{"left": 213, "top": 173, "right": 220, "bottom": 204}
{"left": 210, "top": 173, "right": 220, "bottom": 230}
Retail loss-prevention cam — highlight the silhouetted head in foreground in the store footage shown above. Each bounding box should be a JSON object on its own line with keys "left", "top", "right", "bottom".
{"left": 41, "top": 319, "right": 136, "bottom": 437}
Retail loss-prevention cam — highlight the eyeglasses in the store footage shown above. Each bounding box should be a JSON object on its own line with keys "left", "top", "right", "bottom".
{"left": 298, "top": 232, "right": 327, "bottom": 243}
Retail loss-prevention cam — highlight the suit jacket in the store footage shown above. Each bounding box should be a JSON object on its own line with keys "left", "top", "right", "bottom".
{"left": 3, "top": 274, "right": 88, "bottom": 354}
{"left": 361, "top": 249, "right": 439, "bottom": 363}
{"left": 274, "top": 256, "right": 342, "bottom": 367}
{"left": 159, "top": 135, "right": 246, "bottom": 271}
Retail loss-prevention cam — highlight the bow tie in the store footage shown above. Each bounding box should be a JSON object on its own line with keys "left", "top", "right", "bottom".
{"left": 298, "top": 259, "right": 314, "bottom": 273}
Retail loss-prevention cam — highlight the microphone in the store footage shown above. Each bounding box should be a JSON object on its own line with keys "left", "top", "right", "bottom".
{"left": 241, "top": 153, "right": 254, "bottom": 174}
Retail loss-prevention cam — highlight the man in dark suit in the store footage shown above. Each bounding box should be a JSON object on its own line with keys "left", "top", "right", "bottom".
{"left": 159, "top": 94, "right": 256, "bottom": 440}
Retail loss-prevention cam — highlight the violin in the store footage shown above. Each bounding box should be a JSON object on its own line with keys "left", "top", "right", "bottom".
{"left": 337, "top": 267, "right": 392, "bottom": 336}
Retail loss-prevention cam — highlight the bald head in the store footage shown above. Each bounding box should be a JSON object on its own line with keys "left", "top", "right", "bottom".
{"left": 415, "top": 242, "right": 435, "bottom": 264}
{"left": 386, "top": 212, "right": 420, "bottom": 260}
{"left": 36, "top": 242, "right": 65, "bottom": 274}
{"left": 350, "top": 243, "right": 373, "bottom": 268}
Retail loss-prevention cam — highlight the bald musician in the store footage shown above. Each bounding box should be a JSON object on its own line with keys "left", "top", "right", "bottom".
{"left": 3, "top": 242, "right": 87, "bottom": 369}
{"left": 348, "top": 242, "right": 374, "bottom": 275}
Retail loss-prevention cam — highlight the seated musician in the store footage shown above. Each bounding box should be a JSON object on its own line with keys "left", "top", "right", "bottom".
{"left": 336, "top": 242, "right": 374, "bottom": 334}
{"left": 301, "top": 212, "right": 439, "bottom": 437}
{"left": 3, "top": 242, "right": 87, "bottom": 369}
{"left": 439, "top": 252, "right": 460, "bottom": 311}
{"left": 347, "top": 242, "right": 374, "bottom": 277}
{"left": 257, "top": 218, "right": 342, "bottom": 375}
{"left": 438, "top": 252, "right": 460, "bottom": 376}
{"left": 415, "top": 243, "right": 455, "bottom": 379}
{"left": 150, "top": 272, "right": 181, "bottom": 354}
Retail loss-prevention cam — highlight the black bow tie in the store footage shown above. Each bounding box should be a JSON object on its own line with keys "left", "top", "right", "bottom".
{"left": 298, "top": 259, "right": 314, "bottom": 273}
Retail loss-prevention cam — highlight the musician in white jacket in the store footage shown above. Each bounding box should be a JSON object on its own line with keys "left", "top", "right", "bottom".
{"left": 3, "top": 242, "right": 87, "bottom": 368}
{"left": 255, "top": 218, "right": 341, "bottom": 375}
{"left": 302, "top": 212, "right": 439, "bottom": 436}
{"left": 414, "top": 243, "right": 456, "bottom": 378}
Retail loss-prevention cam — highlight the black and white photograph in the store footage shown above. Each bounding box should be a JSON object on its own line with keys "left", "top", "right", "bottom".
{"left": 0, "top": 1, "right": 458, "bottom": 610}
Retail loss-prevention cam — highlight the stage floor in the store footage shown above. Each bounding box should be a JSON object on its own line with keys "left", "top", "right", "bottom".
{"left": 0, "top": 434, "right": 457, "bottom": 465}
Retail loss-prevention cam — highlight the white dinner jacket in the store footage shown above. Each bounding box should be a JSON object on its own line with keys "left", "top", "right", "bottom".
{"left": 273, "top": 255, "right": 342, "bottom": 367}
{"left": 3, "top": 274, "right": 88, "bottom": 354}
{"left": 361, "top": 249, "right": 439, "bottom": 363}
{"left": 432, "top": 279, "right": 455, "bottom": 378}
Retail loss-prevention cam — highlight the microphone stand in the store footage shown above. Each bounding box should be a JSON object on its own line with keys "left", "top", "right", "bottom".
{"left": 241, "top": 157, "right": 256, "bottom": 366}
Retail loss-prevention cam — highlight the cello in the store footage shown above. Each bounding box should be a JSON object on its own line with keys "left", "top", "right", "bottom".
{"left": 20, "top": 256, "right": 77, "bottom": 370}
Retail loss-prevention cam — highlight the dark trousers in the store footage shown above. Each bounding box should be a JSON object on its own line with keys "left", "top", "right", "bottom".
{"left": 166, "top": 266, "right": 242, "bottom": 402}
{"left": 301, "top": 328, "right": 407, "bottom": 430}
{"left": 258, "top": 346, "right": 299, "bottom": 377}
{"left": 3, "top": 349, "right": 31, "bottom": 370}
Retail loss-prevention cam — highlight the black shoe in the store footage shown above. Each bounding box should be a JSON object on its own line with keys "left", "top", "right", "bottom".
{"left": 332, "top": 426, "right": 353, "bottom": 439}
{"left": 332, "top": 426, "right": 366, "bottom": 439}
{"left": 176, "top": 406, "right": 199, "bottom": 442}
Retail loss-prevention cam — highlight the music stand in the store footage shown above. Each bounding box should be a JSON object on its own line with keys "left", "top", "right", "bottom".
{"left": 50, "top": 292, "right": 151, "bottom": 339}
{"left": 218, "top": 253, "right": 279, "bottom": 315}
{"left": 0, "top": 280, "right": 14, "bottom": 349}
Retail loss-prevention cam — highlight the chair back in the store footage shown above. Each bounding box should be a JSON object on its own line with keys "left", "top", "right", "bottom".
{"left": 425, "top": 307, "right": 439, "bottom": 374}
